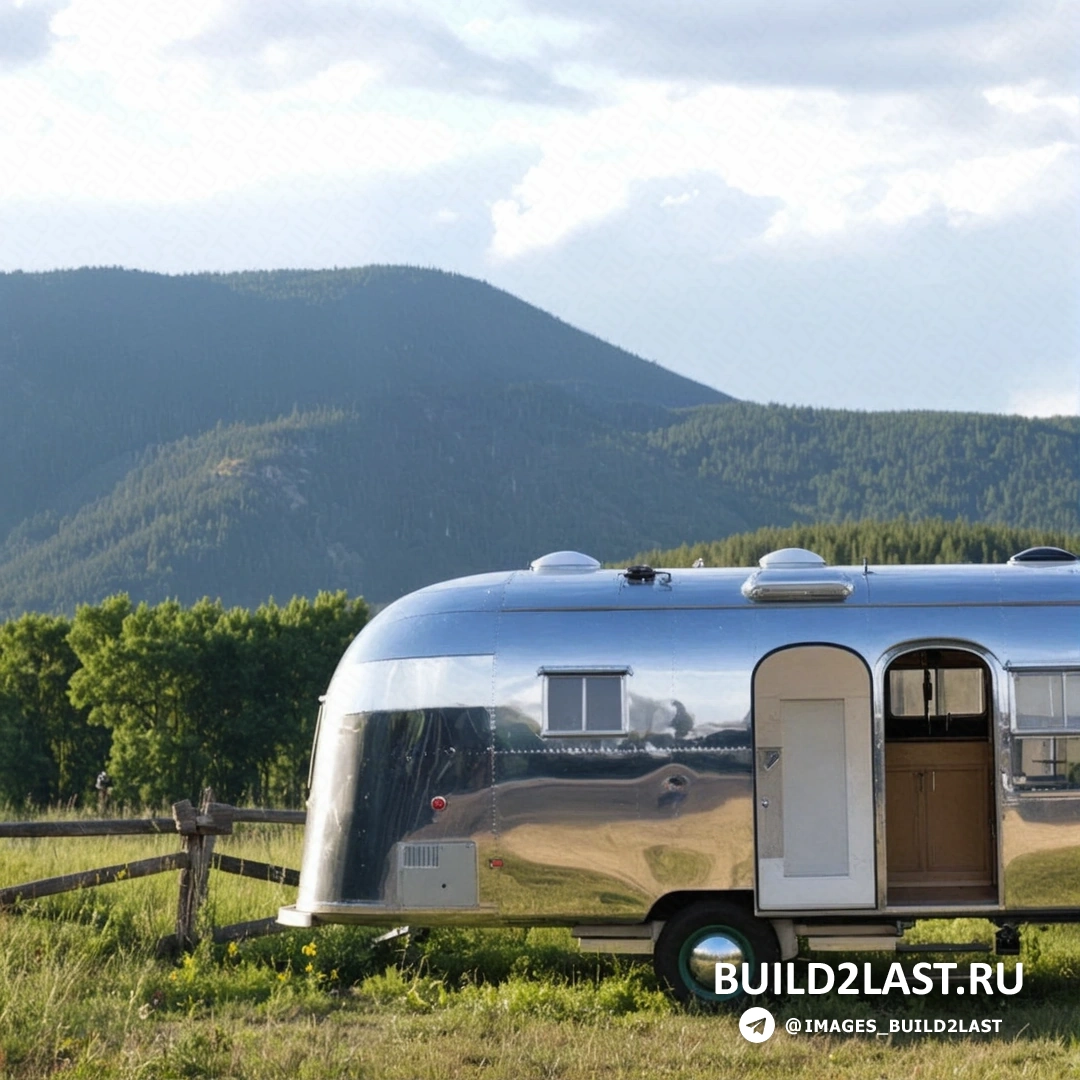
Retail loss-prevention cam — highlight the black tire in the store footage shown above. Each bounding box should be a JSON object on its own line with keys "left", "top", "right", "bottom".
{"left": 653, "top": 900, "right": 780, "bottom": 1007}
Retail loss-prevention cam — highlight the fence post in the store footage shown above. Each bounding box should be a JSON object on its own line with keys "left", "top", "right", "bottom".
{"left": 173, "top": 789, "right": 232, "bottom": 948}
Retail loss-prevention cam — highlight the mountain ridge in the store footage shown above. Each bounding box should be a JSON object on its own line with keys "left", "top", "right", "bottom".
{"left": 1, "top": 266, "right": 1076, "bottom": 616}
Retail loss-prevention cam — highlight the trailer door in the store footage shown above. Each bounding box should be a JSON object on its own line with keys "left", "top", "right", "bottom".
{"left": 754, "top": 645, "right": 876, "bottom": 910}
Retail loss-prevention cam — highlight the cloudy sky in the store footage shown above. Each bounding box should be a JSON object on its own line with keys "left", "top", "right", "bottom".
{"left": 2, "top": 0, "right": 1077, "bottom": 414}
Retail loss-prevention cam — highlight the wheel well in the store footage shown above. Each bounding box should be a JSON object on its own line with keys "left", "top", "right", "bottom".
{"left": 646, "top": 890, "right": 755, "bottom": 923}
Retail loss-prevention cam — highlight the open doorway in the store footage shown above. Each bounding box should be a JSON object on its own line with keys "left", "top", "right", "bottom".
{"left": 884, "top": 648, "right": 996, "bottom": 905}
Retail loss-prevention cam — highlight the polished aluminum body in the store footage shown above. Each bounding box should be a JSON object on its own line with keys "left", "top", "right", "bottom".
{"left": 287, "top": 555, "right": 1080, "bottom": 929}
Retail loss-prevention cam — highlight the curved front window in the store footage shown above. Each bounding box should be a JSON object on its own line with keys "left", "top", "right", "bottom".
{"left": 299, "top": 706, "right": 491, "bottom": 905}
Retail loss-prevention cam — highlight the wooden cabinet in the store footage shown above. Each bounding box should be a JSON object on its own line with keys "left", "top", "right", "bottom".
{"left": 886, "top": 741, "right": 993, "bottom": 886}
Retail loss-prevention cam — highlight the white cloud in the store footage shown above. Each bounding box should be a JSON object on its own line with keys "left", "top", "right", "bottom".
{"left": 0, "top": 84, "right": 461, "bottom": 202}
{"left": 940, "top": 143, "right": 1073, "bottom": 222}
{"left": 0, "top": 0, "right": 462, "bottom": 203}
{"left": 457, "top": 10, "right": 585, "bottom": 62}
{"left": 488, "top": 80, "right": 1078, "bottom": 258}
{"left": 1007, "top": 381, "right": 1080, "bottom": 418}
{"left": 984, "top": 81, "right": 1080, "bottom": 118}
{"left": 660, "top": 189, "right": 699, "bottom": 207}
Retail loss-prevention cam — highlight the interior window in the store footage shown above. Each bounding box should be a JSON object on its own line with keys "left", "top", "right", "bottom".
{"left": 889, "top": 667, "right": 984, "bottom": 718}
{"left": 885, "top": 649, "right": 988, "bottom": 739}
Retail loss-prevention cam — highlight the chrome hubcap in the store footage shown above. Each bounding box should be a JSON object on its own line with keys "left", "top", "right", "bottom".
{"left": 687, "top": 931, "right": 746, "bottom": 989}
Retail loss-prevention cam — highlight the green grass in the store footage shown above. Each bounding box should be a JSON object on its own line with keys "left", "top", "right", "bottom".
{"left": 2, "top": 819, "right": 1080, "bottom": 1078}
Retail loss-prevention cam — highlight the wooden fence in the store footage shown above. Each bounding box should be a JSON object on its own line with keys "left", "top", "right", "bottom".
{"left": 0, "top": 792, "right": 306, "bottom": 953}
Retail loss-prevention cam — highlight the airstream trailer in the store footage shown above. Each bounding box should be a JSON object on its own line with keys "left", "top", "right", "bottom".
{"left": 279, "top": 546, "right": 1080, "bottom": 1003}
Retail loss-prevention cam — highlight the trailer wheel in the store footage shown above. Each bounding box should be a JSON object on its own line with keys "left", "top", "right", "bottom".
{"left": 653, "top": 901, "right": 779, "bottom": 1007}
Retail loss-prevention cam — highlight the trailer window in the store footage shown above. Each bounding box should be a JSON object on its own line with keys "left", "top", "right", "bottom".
{"left": 885, "top": 650, "right": 989, "bottom": 739}
{"left": 889, "top": 667, "right": 984, "bottom": 718}
{"left": 1011, "top": 736, "right": 1080, "bottom": 791}
{"left": 543, "top": 674, "right": 626, "bottom": 735}
{"left": 1013, "top": 672, "right": 1080, "bottom": 732}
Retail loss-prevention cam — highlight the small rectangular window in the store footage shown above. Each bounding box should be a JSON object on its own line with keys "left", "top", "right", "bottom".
{"left": 585, "top": 676, "right": 623, "bottom": 732}
{"left": 546, "top": 676, "right": 584, "bottom": 733}
{"left": 1013, "top": 672, "right": 1080, "bottom": 732}
{"left": 542, "top": 671, "right": 627, "bottom": 735}
{"left": 1012, "top": 736, "right": 1080, "bottom": 791}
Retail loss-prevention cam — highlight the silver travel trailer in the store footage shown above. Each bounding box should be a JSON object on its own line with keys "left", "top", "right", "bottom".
{"left": 279, "top": 546, "right": 1080, "bottom": 1003}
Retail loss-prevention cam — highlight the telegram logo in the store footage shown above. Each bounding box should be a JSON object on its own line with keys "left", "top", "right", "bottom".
{"left": 739, "top": 1005, "right": 776, "bottom": 1043}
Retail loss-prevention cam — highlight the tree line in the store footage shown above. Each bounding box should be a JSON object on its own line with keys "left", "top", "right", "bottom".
{"left": 626, "top": 517, "right": 1080, "bottom": 571}
{"left": 647, "top": 403, "right": 1080, "bottom": 532}
{"left": 0, "top": 591, "right": 367, "bottom": 810}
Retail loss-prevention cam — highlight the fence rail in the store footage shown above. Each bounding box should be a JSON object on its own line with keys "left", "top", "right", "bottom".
{"left": 211, "top": 853, "right": 300, "bottom": 887}
{"left": 0, "top": 818, "right": 178, "bottom": 838}
{"left": 0, "top": 794, "right": 306, "bottom": 952}
{"left": 0, "top": 808, "right": 306, "bottom": 839}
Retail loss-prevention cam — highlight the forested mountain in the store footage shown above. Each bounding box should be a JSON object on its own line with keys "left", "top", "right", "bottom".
{"left": 1, "top": 266, "right": 1077, "bottom": 616}
{"left": 647, "top": 405, "right": 1080, "bottom": 530}
{"left": 0, "top": 266, "right": 725, "bottom": 537}
{"left": 0, "top": 396, "right": 757, "bottom": 616}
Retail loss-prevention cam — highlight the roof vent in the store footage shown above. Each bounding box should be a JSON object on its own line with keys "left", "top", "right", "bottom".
{"left": 759, "top": 547, "right": 827, "bottom": 569}
{"left": 742, "top": 547, "right": 852, "bottom": 603}
{"left": 1007, "top": 546, "right": 1079, "bottom": 566}
{"left": 624, "top": 564, "right": 657, "bottom": 583}
{"left": 530, "top": 550, "right": 602, "bottom": 575}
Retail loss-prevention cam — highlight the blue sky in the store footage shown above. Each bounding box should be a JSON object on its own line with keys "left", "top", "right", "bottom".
{"left": 2, "top": 0, "right": 1077, "bottom": 414}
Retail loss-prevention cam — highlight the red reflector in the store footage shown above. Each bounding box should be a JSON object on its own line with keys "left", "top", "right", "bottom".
{"left": 489, "top": 858, "right": 504, "bottom": 868}
{"left": 430, "top": 796, "right": 447, "bottom": 812}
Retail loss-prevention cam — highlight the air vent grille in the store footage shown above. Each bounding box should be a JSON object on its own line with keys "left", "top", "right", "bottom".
{"left": 742, "top": 569, "right": 854, "bottom": 603}
{"left": 401, "top": 843, "right": 440, "bottom": 869}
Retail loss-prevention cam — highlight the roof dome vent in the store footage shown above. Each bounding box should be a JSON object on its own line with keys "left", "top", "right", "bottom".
{"left": 1007, "top": 546, "right": 1079, "bottom": 567}
{"left": 530, "top": 550, "right": 602, "bottom": 575}
{"left": 743, "top": 547, "right": 851, "bottom": 603}
{"left": 758, "top": 547, "right": 827, "bottom": 569}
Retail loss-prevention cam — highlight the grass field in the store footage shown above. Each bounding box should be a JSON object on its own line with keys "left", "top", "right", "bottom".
{"left": 2, "top": 818, "right": 1080, "bottom": 1079}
